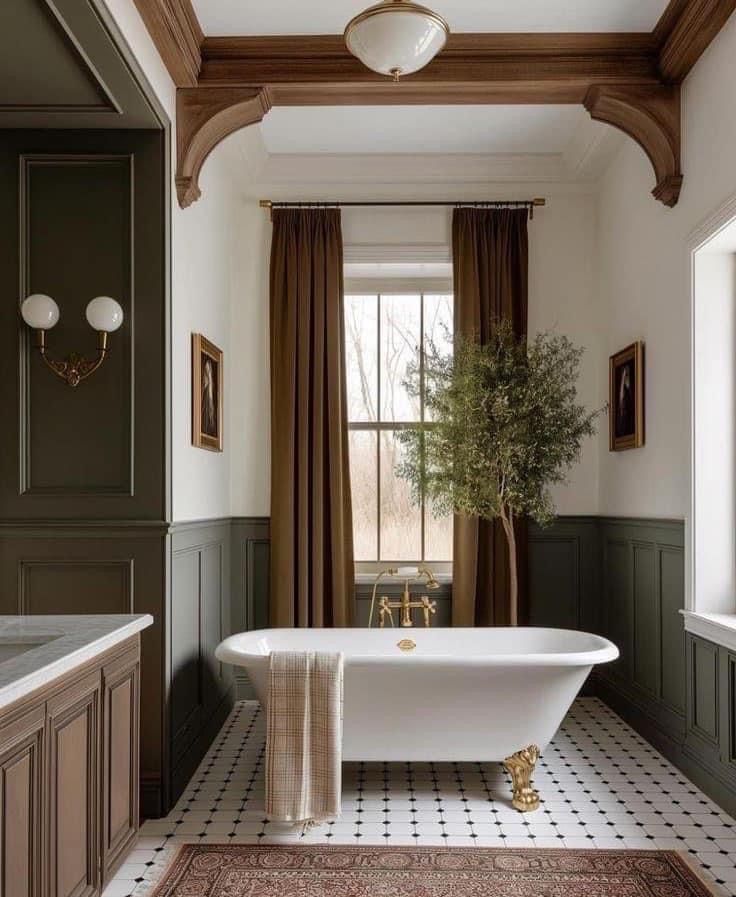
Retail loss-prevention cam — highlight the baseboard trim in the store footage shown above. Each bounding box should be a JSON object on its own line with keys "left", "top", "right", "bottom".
{"left": 140, "top": 773, "right": 165, "bottom": 820}
{"left": 168, "top": 684, "right": 235, "bottom": 813}
{"left": 595, "top": 676, "right": 736, "bottom": 819}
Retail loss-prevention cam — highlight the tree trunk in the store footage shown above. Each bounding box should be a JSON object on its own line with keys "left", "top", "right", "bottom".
{"left": 500, "top": 510, "right": 519, "bottom": 626}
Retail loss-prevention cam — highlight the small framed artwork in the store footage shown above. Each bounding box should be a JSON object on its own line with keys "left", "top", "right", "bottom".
{"left": 192, "top": 333, "right": 223, "bottom": 452}
{"left": 609, "top": 341, "right": 645, "bottom": 452}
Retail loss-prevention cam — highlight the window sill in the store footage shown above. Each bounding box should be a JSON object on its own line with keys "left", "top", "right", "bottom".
{"left": 681, "top": 610, "right": 736, "bottom": 653}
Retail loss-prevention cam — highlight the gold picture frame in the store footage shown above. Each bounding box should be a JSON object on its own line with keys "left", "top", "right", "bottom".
{"left": 192, "top": 333, "right": 223, "bottom": 452}
{"left": 609, "top": 341, "right": 645, "bottom": 452}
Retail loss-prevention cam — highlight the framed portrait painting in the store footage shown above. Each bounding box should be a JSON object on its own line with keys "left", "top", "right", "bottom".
{"left": 609, "top": 341, "right": 645, "bottom": 452}
{"left": 192, "top": 333, "right": 223, "bottom": 452}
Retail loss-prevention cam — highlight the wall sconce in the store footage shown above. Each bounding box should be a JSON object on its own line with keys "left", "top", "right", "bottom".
{"left": 20, "top": 293, "right": 124, "bottom": 388}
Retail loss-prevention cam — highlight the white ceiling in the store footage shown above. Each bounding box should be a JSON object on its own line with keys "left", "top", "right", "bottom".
{"left": 260, "top": 105, "right": 588, "bottom": 155}
{"left": 191, "top": 0, "right": 669, "bottom": 35}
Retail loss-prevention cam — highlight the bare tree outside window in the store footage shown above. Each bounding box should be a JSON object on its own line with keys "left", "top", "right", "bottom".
{"left": 345, "top": 291, "right": 453, "bottom": 571}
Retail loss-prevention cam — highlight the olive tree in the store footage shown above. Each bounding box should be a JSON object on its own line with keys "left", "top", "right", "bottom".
{"left": 397, "top": 319, "right": 601, "bottom": 625}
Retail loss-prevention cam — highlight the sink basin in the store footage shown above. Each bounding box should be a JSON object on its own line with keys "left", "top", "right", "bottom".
{"left": 0, "top": 636, "right": 58, "bottom": 665}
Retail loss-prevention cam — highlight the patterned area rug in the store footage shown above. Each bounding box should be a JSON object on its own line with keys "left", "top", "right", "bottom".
{"left": 151, "top": 845, "right": 717, "bottom": 896}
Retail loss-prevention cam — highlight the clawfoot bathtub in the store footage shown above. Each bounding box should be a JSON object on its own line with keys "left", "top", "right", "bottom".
{"left": 215, "top": 626, "right": 618, "bottom": 811}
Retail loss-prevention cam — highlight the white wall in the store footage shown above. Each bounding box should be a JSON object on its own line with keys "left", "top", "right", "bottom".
{"left": 104, "top": 0, "right": 269, "bottom": 521}
{"left": 171, "top": 137, "right": 263, "bottom": 520}
{"left": 229, "top": 198, "right": 271, "bottom": 518}
{"left": 596, "top": 13, "right": 736, "bottom": 519}
{"left": 693, "top": 251, "right": 736, "bottom": 613}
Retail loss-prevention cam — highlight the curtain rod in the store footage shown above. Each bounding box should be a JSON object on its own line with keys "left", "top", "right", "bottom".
{"left": 259, "top": 199, "right": 545, "bottom": 207}
{"left": 259, "top": 197, "right": 546, "bottom": 218}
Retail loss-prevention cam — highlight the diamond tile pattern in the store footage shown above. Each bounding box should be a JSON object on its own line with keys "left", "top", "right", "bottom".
{"left": 105, "top": 698, "right": 736, "bottom": 897}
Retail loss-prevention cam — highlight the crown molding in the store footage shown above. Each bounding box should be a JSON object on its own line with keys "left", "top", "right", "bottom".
{"left": 132, "top": 0, "right": 203, "bottom": 87}
{"left": 563, "top": 116, "right": 625, "bottom": 180}
{"left": 257, "top": 152, "right": 568, "bottom": 187}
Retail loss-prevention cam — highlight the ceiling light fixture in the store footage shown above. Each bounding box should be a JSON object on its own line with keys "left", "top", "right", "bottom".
{"left": 345, "top": 0, "right": 450, "bottom": 82}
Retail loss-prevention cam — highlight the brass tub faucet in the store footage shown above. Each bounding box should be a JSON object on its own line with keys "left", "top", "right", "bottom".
{"left": 368, "top": 566, "right": 439, "bottom": 628}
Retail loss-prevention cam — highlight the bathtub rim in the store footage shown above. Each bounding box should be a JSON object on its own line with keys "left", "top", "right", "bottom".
{"left": 215, "top": 626, "right": 619, "bottom": 668}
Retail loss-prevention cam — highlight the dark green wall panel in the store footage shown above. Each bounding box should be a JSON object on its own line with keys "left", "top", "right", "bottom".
{"left": 0, "top": 130, "right": 167, "bottom": 522}
{"left": 528, "top": 538, "right": 578, "bottom": 629}
{"left": 604, "top": 539, "right": 632, "bottom": 680}
{"left": 0, "top": 523, "right": 168, "bottom": 813}
{"left": 18, "top": 558, "right": 132, "bottom": 614}
{"left": 633, "top": 543, "right": 658, "bottom": 696}
{"left": 660, "top": 548, "right": 686, "bottom": 713}
{"left": 22, "top": 156, "right": 132, "bottom": 495}
{"left": 230, "top": 518, "right": 270, "bottom": 698}
{"left": 527, "top": 517, "right": 599, "bottom": 632}
{"left": 170, "top": 520, "right": 233, "bottom": 795}
{"left": 0, "top": 125, "right": 171, "bottom": 818}
{"left": 690, "top": 636, "right": 719, "bottom": 744}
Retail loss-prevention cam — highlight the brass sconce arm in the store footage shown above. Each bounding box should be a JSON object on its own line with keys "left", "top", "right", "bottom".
{"left": 21, "top": 293, "right": 123, "bottom": 388}
{"left": 34, "top": 329, "right": 109, "bottom": 388}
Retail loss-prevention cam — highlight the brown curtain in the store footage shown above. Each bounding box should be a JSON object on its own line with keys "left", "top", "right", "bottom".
{"left": 452, "top": 207, "right": 529, "bottom": 627}
{"left": 269, "top": 208, "right": 354, "bottom": 628}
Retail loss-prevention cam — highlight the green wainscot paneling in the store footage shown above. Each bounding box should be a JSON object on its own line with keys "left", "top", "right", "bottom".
{"left": 230, "top": 517, "right": 270, "bottom": 700}
{"left": 169, "top": 520, "right": 235, "bottom": 809}
{"left": 527, "top": 516, "right": 599, "bottom": 632}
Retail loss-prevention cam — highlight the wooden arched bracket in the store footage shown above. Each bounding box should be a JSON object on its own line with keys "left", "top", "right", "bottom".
{"left": 176, "top": 86, "right": 272, "bottom": 208}
{"left": 584, "top": 83, "right": 682, "bottom": 207}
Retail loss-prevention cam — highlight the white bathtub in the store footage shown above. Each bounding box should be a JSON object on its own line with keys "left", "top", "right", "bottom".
{"left": 216, "top": 627, "right": 618, "bottom": 763}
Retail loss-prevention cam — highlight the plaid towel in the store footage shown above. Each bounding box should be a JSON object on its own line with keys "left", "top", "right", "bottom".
{"left": 265, "top": 651, "right": 344, "bottom": 828}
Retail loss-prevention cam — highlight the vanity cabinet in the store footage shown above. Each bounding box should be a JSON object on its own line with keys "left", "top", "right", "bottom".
{"left": 0, "top": 705, "right": 45, "bottom": 897}
{"left": 101, "top": 647, "right": 140, "bottom": 881}
{"left": 0, "top": 635, "right": 141, "bottom": 897}
{"left": 47, "top": 670, "right": 101, "bottom": 897}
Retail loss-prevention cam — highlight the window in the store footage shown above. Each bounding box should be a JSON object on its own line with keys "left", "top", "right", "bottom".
{"left": 345, "top": 287, "right": 454, "bottom": 574}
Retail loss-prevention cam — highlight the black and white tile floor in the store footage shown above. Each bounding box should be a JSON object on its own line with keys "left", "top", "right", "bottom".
{"left": 103, "top": 697, "right": 736, "bottom": 897}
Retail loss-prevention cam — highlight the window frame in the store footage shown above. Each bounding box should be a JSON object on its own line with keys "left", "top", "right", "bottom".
{"left": 344, "top": 277, "right": 454, "bottom": 577}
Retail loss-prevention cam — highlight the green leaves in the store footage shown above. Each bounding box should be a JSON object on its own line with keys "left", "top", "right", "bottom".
{"left": 396, "top": 319, "right": 602, "bottom": 527}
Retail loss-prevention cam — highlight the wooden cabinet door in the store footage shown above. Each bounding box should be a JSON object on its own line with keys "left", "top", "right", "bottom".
{"left": 101, "top": 645, "right": 140, "bottom": 884}
{"left": 0, "top": 705, "right": 45, "bottom": 897}
{"left": 47, "top": 671, "right": 101, "bottom": 897}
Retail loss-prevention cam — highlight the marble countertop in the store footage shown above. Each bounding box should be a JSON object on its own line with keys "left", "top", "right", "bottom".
{"left": 0, "top": 614, "right": 153, "bottom": 712}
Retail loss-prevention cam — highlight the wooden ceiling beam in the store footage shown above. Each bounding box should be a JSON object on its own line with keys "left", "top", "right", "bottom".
{"left": 132, "top": 0, "right": 203, "bottom": 87}
{"left": 198, "top": 33, "right": 660, "bottom": 90}
{"left": 656, "top": 0, "right": 736, "bottom": 81}
{"left": 131, "top": 0, "right": 736, "bottom": 210}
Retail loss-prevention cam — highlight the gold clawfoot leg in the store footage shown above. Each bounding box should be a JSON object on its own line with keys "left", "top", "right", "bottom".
{"left": 503, "top": 745, "right": 540, "bottom": 812}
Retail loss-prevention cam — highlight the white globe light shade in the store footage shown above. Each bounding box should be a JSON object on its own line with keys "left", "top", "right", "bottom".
{"left": 21, "top": 294, "right": 60, "bottom": 330}
{"left": 85, "top": 296, "right": 124, "bottom": 332}
{"left": 345, "top": 1, "right": 449, "bottom": 78}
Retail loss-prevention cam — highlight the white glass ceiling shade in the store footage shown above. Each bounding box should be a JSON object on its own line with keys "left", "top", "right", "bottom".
{"left": 21, "top": 294, "right": 60, "bottom": 330}
{"left": 345, "top": 1, "right": 449, "bottom": 79}
{"left": 85, "top": 296, "right": 124, "bottom": 332}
